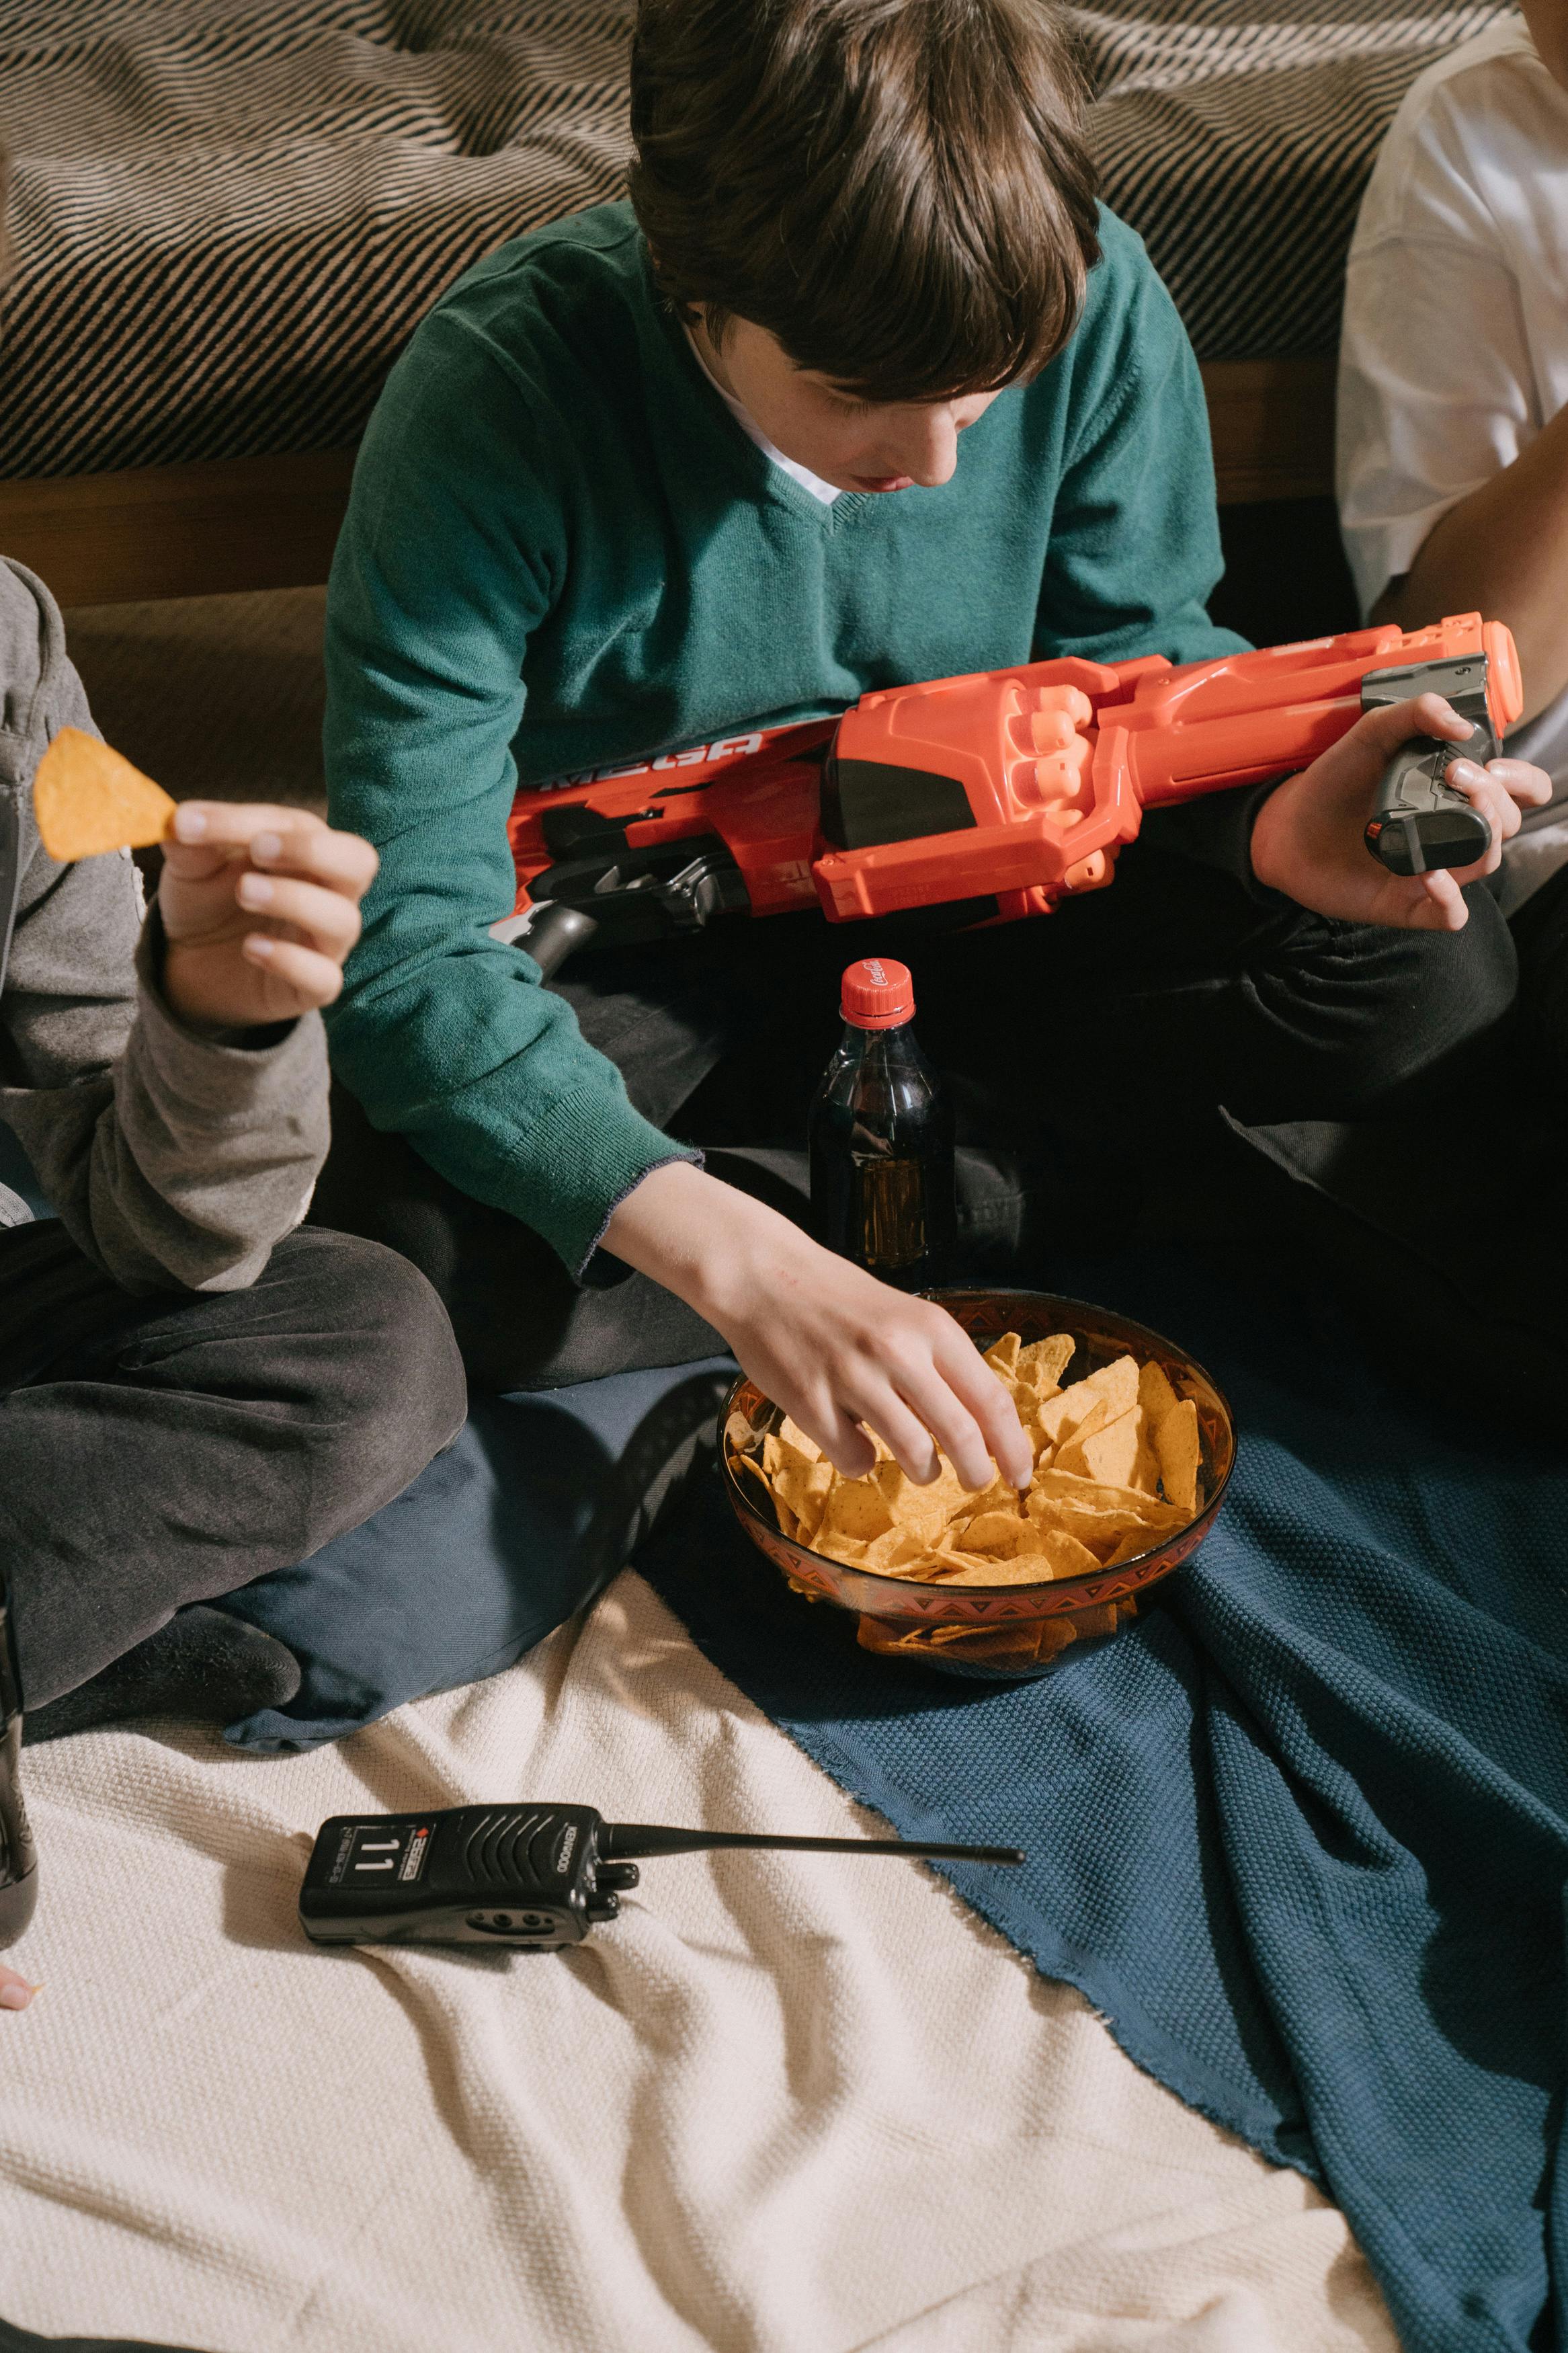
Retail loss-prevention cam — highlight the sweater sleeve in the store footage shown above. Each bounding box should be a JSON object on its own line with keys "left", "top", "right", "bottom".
{"left": 322, "top": 313, "right": 695, "bottom": 1277}
{"left": 0, "top": 561, "right": 329, "bottom": 1291}
{"left": 3, "top": 911, "right": 329, "bottom": 1294}
{"left": 1033, "top": 222, "right": 1276, "bottom": 892}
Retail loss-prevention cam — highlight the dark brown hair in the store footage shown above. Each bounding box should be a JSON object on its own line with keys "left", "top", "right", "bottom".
{"left": 628, "top": 0, "right": 1100, "bottom": 403}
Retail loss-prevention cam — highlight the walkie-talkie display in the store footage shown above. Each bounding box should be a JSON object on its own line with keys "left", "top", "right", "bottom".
{"left": 300, "top": 1804, "right": 1024, "bottom": 1951}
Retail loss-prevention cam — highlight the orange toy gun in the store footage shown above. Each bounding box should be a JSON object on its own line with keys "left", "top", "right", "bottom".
{"left": 503, "top": 615, "right": 1522, "bottom": 975}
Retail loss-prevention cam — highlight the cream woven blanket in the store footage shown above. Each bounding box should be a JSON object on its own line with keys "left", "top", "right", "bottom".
{"left": 0, "top": 1572, "right": 1395, "bottom": 2352}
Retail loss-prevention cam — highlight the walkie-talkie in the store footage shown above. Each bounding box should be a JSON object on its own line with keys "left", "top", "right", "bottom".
{"left": 299, "top": 1804, "right": 1024, "bottom": 1951}
{"left": 1362, "top": 652, "right": 1499, "bottom": 876}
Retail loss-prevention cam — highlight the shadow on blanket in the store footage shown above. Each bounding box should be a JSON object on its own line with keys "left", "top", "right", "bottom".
{"left": 638, "top": 1243, "right": 1568, "bottom": 2353}
{"left": 0, "top": 2323, "right": 194, "bottom": 2352}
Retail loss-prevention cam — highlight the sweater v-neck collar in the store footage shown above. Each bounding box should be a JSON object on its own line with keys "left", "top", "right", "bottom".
{"left": 683, "top": 327, "right": 844, "bottom": 510}
{"left": 647, "top": 278, "right": 870, "bottom": 532}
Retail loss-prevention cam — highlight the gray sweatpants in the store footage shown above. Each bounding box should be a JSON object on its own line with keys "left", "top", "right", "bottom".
{"left": 0, "top": 1220, "right": 465, "bottom": 1707}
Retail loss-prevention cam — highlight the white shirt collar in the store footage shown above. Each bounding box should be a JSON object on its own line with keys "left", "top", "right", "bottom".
{"left": 685, "top": 328, "right": 842, "bottom": 506}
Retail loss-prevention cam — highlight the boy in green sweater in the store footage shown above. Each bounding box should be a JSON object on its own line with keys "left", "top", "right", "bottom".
{"left": 317, "top": 0, "right": 1546, "bottom": 1486}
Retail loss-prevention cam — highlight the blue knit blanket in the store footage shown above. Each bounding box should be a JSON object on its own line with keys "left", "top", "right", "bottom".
{"left": 639, "top": 1249, "right": 1568, "bottom": 2353}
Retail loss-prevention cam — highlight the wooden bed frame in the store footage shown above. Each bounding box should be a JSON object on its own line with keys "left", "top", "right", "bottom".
{"left": 0, "top": 360, "right": 1334, "bottom": 609}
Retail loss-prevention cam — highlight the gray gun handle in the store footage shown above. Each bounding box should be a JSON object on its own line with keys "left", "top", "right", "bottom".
{"left": 1364, "top": 733, "right": 1493, "bottom": 876}
{"left": 1360, "top": 651, "right": 1497, "bottom": 877}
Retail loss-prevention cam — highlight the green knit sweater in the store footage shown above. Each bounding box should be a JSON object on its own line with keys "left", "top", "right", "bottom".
{"left": 323, "top": 200, "right": 1241, "bottom": 1273}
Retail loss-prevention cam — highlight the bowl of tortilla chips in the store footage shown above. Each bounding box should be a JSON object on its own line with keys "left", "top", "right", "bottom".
{"left": 721, "top": 1287, "right": 1236, "bottom": 1680}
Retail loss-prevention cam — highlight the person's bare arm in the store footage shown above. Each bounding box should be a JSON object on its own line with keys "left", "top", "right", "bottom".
{"left": 1373, "top": 400, "right": 1568, "bottom": 727}
{"left": 602, "top": 1160, "right": 1032, "bottom": 1489}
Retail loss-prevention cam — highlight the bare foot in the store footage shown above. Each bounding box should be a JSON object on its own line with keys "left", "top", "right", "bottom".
{"left": 1, "top": 1960, "right": 36, "bottom": 2012}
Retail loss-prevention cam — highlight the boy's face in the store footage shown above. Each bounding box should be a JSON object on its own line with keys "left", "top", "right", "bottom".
{"left": 1523, "top": 0, "right": 1568, "bottom": 89}
{"left": 696, "top": 314, "right": 1000, "bottom": 494}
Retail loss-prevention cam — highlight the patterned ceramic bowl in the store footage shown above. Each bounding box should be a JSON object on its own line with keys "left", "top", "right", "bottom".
{"left": 721, "top": 1287, "right": 1237, "bottom": 1681}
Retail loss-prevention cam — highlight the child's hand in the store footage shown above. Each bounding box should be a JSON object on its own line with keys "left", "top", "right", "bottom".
{"left": 159, "top": 803, "right": 379, "bottom": 1031}
{"left": 603, "top": 1161, "right": 1033, "bottom": 1488}
{"left": 0, "top": 1962, "right": 36, "bottom": 2013}
{"left": 1249, "top": 692, "right": 1552, "bottom": 931}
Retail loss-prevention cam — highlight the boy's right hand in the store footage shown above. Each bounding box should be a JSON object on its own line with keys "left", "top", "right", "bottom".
{"left": 1249, "top": 692, "right": 1551, "bottom": 930}
{"left": 602, "top": 1160, "right": 1032, "bottom": 1488}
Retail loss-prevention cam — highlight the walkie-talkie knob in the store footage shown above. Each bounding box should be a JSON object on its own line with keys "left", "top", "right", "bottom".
{"left": 595, "top": 1862, "right": 640, "bottom": 1893}
{"left": 584, "top": 1890, "right": 621, "bottom": 1925}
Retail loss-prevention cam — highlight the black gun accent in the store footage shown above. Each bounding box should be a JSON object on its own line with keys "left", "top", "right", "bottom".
{"left": 524, "top": 826, "right": 751, "bottom": 951}
{"left": 821, "top": 752, "right": 978, "bottom": 850}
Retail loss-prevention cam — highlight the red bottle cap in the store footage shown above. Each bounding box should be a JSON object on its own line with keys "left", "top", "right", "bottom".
{"left": 840, "top": 957, "right": 915, "bottom": 1029}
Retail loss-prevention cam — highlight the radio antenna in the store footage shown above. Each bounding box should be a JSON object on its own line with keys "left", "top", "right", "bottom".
{"left": 600, "top": 1823, "right": 1024, "bottom": 1866}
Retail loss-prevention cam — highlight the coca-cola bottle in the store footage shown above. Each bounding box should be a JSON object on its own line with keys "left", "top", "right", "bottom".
{"left": 0, "top": 1570, "right": 38, "bottom": 1949}
{"left": 808, "top": 957, "right": 956, "bottom": 1291}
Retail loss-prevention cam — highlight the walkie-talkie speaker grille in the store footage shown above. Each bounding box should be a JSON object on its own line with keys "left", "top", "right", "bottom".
{"left": 461, "top": 1809, "right": 565, "bottom": 1890}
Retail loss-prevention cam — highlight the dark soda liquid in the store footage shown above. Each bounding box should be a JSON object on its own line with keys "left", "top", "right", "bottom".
{"left": 809, "top": 1017, "right": 956, "bottom": 1291}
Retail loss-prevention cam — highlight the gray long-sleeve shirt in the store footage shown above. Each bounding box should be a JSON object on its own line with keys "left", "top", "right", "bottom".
{"left": 0, "top": 557, "right": 330, "bottom": 1290}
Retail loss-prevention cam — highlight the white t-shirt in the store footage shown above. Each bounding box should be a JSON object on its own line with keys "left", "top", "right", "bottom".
{"left": 686, "top": 329, "right": 842, "bottom": 506}
{"left": 1338, "top": 18, "right": 1568, "bottom": 912}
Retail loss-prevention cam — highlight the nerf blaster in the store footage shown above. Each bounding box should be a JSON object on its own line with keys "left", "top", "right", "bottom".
{"left": 503, "top": 615, "right": 1522, "bottom": 974}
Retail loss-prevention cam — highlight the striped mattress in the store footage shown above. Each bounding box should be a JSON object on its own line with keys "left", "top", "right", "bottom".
{"left": 0, "top": 0, "right": 1515, "bottom": 481}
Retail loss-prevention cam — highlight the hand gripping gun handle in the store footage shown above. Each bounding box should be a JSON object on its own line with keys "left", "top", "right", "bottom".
{"left": 1360, "top": 636, "right": 1519, "bottom": 875}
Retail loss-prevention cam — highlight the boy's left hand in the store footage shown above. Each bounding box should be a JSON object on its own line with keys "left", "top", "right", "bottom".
{"left": 1249, "top": 692, "right": 1552, "bottom": 931}
{"left": 159, "top": 803, "right": 379, "bottom": 1031}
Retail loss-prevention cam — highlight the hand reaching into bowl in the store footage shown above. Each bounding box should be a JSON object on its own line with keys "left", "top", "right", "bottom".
{"left": 603, "top": 1161, "right": 1033, "bottom": 1488}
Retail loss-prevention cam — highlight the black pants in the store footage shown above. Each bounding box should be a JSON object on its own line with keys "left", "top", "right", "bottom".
{"left": 311, "top": 836, "right": 1519, "bottom": 1392}
{"left": 0, "top": 1222, "right": 466, "bottom": 1707}
{"left": 1227, "top": 859, "right": 1568, "bottom": 1441}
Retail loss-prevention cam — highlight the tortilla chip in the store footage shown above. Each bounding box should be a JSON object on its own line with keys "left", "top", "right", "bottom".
{"left": 1056, "top": 1406, "right": 1143, "bottom": 1490}
{"left": 1083, "top": 1355, "right": 1139, "bottom": 1419}
{"left": 814, "top": 1531, "right": 870, "bottom": 1566}
{"left": 1030, "top": 1467, "right": 1187, "bottom": 1526}
{"left": 874, "top": 1457, "right": 968, "bottom": 1540}
{"left": 735, "top": 1451, "right": 773, "bottom": 1501}
{"left": 820, "top": 1477, "right": 893, "bottom": 1544}
{"left": 1036, "top": 1380, "right": 1111, "bottom": 1452}
{"left": 959, "top": 1508, "right": 1030, "bottom": 1556}
{"left": 984, "top": 1332, "right": 1022, "bottom": 1375}
{"left": 1069, "top": 1601, "right": 1122, "bottom": 1641}
{"left": 774, "top": 1459, "right": 835, "bottom": 1542}
{"left": 1031, "top": 1523, "right": 1103, "bottom": 1579}
{"left": 1138, "top": 1360, "right": 1180, "bottom": 1427}
{"left": 1155, "top": 1397, "right": 1202, "bottom": 1516}
{"left": 33, "top": 727, "right": 175, "bottom": 862}
{"left": 936, "top": 1550, "right": 1059, "bottom": 1585}
{"left": 1017, "top": 1333, "right": 1075, "bottom": 1390}
{"left": 1128, "top": 1440, "right": 1162, "bottom": 1497}
{"left": 961, "top": 1474, "right": 1024, "bottom": 1520}
{"left": 1099, "top": 1527, "right": 1157, "bottom": 1568}
{"left": 778, "top": 1415, "right": 821, "bottom": 1463}
{"left": 860, "top": 1527, "right": 932, "bottom": 1575}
